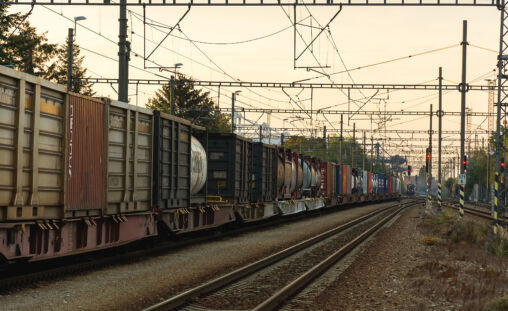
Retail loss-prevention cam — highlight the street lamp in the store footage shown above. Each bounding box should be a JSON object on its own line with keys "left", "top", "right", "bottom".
{"left": 73, "top": 16, "right": 86, "bottom": 36}
{"left": 67, "top": 16, "right": 87, "bottom": 92}
{"left": 232, "top": 90, "right": 241, "bottom": 134}
{"left": 170, "top": 63, "right": 183, "bottom": 115}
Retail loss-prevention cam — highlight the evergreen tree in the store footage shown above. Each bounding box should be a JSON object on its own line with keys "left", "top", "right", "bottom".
{"left": 1, "top": 12, "right": 56, "bottom": 76}
{"left": 0, "top": 4, "right": 23, "bottom": 65}
{"left": 147, "top": 75, "right": 231, "bottom": 133}
{"left": 47, "top": 38, "right": 94, "bottom": 96}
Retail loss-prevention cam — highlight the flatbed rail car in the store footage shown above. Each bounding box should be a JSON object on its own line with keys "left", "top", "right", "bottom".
{"left": 0, "top": 66, "right": 157, "bottom": 263}
{"left": 0, "top": 66, "right": 401, "bottom": 264}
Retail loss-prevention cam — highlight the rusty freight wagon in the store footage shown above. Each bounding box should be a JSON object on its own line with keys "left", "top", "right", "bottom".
{"left": 0, "top": 66, "right": 157, "bottom": 263}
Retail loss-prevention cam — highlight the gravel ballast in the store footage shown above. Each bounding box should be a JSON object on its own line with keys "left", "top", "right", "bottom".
{"left": 0, "top": 201, "right": 398, "bottom": 311}
{"left": 294, "top": 205, "right": 508, "bottom": 311}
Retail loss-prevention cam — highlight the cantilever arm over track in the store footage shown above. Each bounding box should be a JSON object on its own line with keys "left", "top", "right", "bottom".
{"left": 81, "top": 77, "right": 501, "bottom": 91}
{"left": 0, "top": 0, "right": 498, "bottom": 5}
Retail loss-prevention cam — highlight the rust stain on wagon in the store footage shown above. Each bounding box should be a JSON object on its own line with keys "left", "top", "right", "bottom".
{"left": 65, "top": 93, "right": 105, "bottom": 212}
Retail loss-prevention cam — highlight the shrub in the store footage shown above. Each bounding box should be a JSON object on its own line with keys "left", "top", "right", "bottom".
{"left": 483, "top": 295, "right": 508, "bottom": 311}
{"left": 422, "top": 237, "right": 437, "bottom": 246}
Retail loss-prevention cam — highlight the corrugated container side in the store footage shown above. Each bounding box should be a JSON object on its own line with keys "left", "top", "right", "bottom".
{"left": 0, "top": 66, "right": 67, "bottom": 220}
{"left": 330, "top": 162, "right": 336, "bottom": 196}
{"left": 346, "top": 165, "right": 352, "bottom": 194}
{"left": 65, "top": 93, "right": 105, "bottom": 216}
{"left": 335, "top": 164, "right": 342, "bottom": 195}
{"left": 320, "top": 162, "right": 328, "bottom": 196}
{"left": 153, "top": 111, "right": 201, "bottom": 210}
{"left": 367, "top": 172, "right": 372, "bottom": 194}
{"left": 252, "top": 143, "right": 276, "bottom": 202}
{"left": 106, "top": 101, "right": 153, "bottom": 215}
{"left": 362, "top": 171, "right": 368, "bottom": 195}
{"left": 207, "top": 134, "right": 252, "bottom": 204}
{"left": 341, "top": 165, "right": 347, "bottom": 194}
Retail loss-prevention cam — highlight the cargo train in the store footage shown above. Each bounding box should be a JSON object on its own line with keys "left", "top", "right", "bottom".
{"left": 0, "top": 66, "right": 401, "bottom": 264}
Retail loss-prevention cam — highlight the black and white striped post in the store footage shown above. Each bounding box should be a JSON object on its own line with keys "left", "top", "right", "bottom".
{"left": 494, "top": 171, "right": 499, "bottom": 235}
{"left": 459, "top": 184, "right": 465, "bottom": 218}
{"left": 437, "top": 67, "right": 443, "bottom": 212}
{"left": 458, "top": 20, "right": 467, "bottom": 219}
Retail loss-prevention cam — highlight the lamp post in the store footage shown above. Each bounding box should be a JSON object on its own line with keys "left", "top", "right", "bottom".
{"left": 67, "top": 16, "right": 86, "bottom": 92}
{"left": 231, "top": 90, "right": 241, "bottom": 133}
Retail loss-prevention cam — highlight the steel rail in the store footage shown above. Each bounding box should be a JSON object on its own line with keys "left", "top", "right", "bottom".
{"left": 252, "top": 201, "right": 415, "bottom": 311}
{"left": 142, "top": 199, "right": 420, "bottom": 311}
{"left": 442, "top": 202, "right": 494, "bottom": 221}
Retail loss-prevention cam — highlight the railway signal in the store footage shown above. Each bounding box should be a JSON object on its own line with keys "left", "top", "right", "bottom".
{"left": 501, "top": 157, "right": 505, "bottom": 173}
{"left": 408, "top": 165, "right": 412, "bottom": 176}
{"left": 462, "top": 155, "right": 467, "bottom": 171}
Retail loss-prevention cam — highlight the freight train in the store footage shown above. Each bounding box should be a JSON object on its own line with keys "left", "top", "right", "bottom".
{"left": 0, "top": 66, "right": 400, "bottom": 264}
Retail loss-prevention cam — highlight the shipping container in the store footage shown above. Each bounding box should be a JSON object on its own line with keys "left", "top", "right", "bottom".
{"left": 388, "top": 176, "right": 393, "bottom": 194}
{"left": 367, "top": 172, "right": 374, "bottom": 194}
{"left": 152, "top": 111, "right": 207, "bottom": 211}
{"left": 65, "top": 93, "right": 105, "bottom": 217}
{"left": 105, "top": 100, "right": 153, "bottom": 215}
{"left": 320, "top": 162, "right": 336, "bottom": 197}
{"left": 252, "top": 142, "right": 276, "bottom": 202}
{"left": 0, "top": 66, "right": 68, "bottom": 220}
{"left": 372, "top": 174, "right": 378, "bottom": 194}
{"left": 352, "top": 168, "right": 363, "bottom": 194}
{"left": 207, "top": 133, "right": 252, "bottom": 204}
{"left": 362, "top": 171, "right": 368, "bottom": 195}
{"left": 335, "top": 164, "right": 343, "bottom": 195}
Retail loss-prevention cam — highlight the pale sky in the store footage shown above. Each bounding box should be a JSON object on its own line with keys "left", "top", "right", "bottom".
{"left": 10, "top": 4, "right": 501, "bottom": 172}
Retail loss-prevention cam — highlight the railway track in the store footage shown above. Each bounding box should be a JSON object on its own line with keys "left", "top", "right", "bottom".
{"left": 143, "top": 199, "right": 422, "bottom": 311}
{"left": 0, "top": 199, "right": 402, "bottom": 292}
{"left": 441, "top": 201, "right": 495, "bottom": 221}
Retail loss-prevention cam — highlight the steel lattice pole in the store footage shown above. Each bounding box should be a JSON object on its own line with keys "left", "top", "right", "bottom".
{"left": 494, "top": 0, "right": 507, "bottom": 235}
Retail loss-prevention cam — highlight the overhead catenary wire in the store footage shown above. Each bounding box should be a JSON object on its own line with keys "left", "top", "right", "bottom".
{"left": 130, "top": 9, "right": 293, "bottom": 45}
{"left": 41, "top": 5, "right": 289, "bottom": 120}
